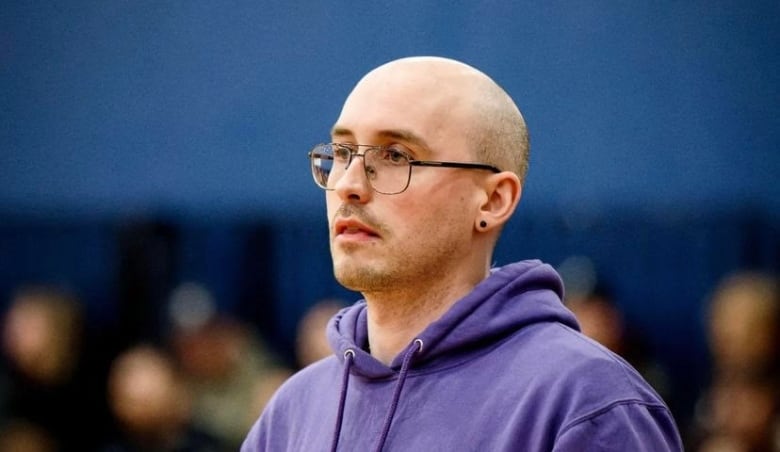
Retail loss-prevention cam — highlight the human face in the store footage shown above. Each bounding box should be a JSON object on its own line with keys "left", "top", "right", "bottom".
{"left": 326, "top": 62, "right": 487, "bottom": 294}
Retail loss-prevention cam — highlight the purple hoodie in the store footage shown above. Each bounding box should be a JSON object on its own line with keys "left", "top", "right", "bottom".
{"left": 242, "top": 260, "right": 683, "bottom": 451}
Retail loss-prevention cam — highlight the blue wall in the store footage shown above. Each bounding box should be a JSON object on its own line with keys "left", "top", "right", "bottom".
{"left": 1, "top": 1, "right": 778, "bottom": 218}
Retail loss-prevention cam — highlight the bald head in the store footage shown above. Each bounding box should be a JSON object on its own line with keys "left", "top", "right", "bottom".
{"left": 341, "top": 56, "right": 529, "bottom": 183}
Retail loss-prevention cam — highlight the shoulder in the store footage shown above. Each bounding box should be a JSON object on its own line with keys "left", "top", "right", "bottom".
{"left": 501, "top": 324, "right": 683, "bottom": 449}
{"left": 500, "top": 322, "right": 670, "bottom": 414}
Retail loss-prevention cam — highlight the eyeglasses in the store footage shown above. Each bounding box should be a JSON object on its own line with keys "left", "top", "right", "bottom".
{"left": 308, "top": 143, "right": 501, "bottom": 195}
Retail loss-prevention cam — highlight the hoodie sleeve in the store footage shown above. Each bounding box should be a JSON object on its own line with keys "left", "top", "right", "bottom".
{"left": 553, "top": 401, "right": 684, "bottom": 452}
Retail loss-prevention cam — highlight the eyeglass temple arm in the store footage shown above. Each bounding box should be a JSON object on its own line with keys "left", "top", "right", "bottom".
{"left": 409, "top": 160, "right": 501, "bottom": 173}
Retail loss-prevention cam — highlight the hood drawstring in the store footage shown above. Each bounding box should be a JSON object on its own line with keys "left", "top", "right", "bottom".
{"left": 329, "top": 339, "right": 424, "bottom": 452}
{"left": 374, "top": 338, "right": 423, "bottom": 452}
{"left": 330, "top": 348, "right": 355, "bottom": 452}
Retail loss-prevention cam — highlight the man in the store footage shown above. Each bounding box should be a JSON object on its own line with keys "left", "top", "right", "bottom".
{"left": 242, "top": 56, "right": 683, "bottom": 451}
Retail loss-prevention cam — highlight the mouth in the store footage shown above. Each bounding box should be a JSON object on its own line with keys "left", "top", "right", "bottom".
{"left": 333, "top": 218, "right": 380, "bottom": 239}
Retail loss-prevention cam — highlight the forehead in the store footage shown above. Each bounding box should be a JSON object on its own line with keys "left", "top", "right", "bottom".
{"left": 333, "top": 65, "right": 474, "bottom": 157}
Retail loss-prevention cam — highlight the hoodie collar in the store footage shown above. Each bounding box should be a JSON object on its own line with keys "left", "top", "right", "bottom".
{"left": 326, "top": 260, "right": 577, "bottom": 378}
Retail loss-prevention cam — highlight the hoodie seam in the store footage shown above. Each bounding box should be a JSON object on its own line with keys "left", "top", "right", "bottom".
{"left": 550, "top": 323, "right": 673, "bottom": 441}
{"left": 555, "top": 399, "right": 671, "bottom": 441}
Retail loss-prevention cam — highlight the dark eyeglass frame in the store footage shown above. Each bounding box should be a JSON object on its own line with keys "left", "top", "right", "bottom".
{"left": 308, "top": 143, "right": 502, "bottom": 195}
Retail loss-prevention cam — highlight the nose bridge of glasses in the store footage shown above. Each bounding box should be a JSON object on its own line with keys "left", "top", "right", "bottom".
{"left": 336, "top": 146, "right": 381, "bottom": 175}
{"left": 343, "top": 146, "right": 376, "bottom": 166}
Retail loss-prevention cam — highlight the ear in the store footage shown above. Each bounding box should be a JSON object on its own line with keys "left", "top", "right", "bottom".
{"left": 476, "top": 172, "right": 522, "bottom": 231}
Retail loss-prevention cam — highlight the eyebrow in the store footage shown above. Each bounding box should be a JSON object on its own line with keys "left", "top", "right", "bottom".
{"left": 330, "top": 126, "right": 431, "bottom": 150}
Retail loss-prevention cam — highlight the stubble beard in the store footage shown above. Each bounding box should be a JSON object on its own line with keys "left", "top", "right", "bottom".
{"left": 331, "top": 241, "right": 402, "bottom": 293}
{"left": 329, "top": 203, "right": 401, "bottom": 292}
{"left": 331, "top": 229, "right": 462, "bottom": 297}
{"left": 333, "top": 260, "right": 387, "bottom": 292}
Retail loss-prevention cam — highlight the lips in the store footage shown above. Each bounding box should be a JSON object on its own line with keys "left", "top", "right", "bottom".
{"left": 334, "top": 218, "right": 380, "bottom": 238}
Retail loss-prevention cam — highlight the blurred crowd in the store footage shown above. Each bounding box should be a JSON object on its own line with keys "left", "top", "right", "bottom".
{"left": 560, "top": 257, "right": 780, "bottom": 452}
{"left": 0, "top": 262, "right": 777, "bottom": 451}
{"left": 0, "top": 282, "right": 302, "bottom": 452}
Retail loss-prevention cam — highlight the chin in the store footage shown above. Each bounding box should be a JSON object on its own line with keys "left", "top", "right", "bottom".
{"left": 333, "top": 263, "right": 382, "bottom": 292}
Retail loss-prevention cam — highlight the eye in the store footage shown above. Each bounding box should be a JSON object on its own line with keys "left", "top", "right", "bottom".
{"left": 332, "top": 145, "right": 352, "bottom": 162}
{"left": 378, "top": 146, "right": 410, "bottom": 165}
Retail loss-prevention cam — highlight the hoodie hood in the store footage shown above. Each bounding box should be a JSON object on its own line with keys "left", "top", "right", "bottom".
{"left": 327, "top": 260, "right": 578, "bottom": 379}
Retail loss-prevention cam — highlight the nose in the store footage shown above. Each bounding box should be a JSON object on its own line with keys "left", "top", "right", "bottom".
{"left": 332, "top": 153, "right": 373, "bottom": 203}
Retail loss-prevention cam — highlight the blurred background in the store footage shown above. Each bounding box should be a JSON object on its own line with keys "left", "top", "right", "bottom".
{"left": 1, "top": 1, "right": 778, "bottom": 451}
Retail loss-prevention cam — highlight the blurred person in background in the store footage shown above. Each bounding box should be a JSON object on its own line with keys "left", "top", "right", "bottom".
{"left": 705, "top": 271, "right": 779, "bottom": 377}
{"left": 0, "top": 285, "right": 109, "bottom": 451}
{"left": 166, "top": 282, "right": 292, "bottom": 451}
{"left": 294, "top": 299, "right": 347, "bottom": 369}
{"left": 0, "top": 419, "right": 57, "bottom": 452}
{"left": 242, "top": 56, "right": 682, "bottom": 451}
{"left": 690, "top": 271, "right": 780, "bottom": 452}
{"left": 102, "top": 344, "right": 220, "bottom": 452}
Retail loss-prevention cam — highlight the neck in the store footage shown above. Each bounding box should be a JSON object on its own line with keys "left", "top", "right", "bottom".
{"left": 363, "top": 268, "right": 488, "bottom": 365}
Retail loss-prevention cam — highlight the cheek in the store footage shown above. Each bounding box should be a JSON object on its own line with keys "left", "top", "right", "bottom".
{"left": 399, "top": 193, "right": 472, "bottom": 238}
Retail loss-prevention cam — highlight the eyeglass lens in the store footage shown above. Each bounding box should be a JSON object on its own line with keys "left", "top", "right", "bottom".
{"left": 310, "top": 144, "right": 411, "bottom": 194}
